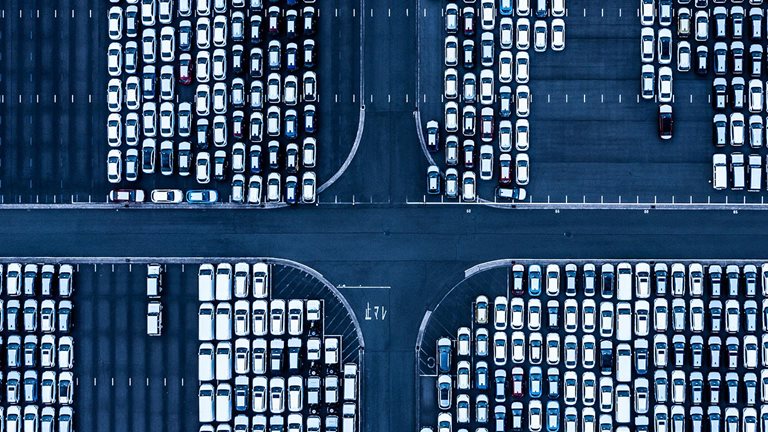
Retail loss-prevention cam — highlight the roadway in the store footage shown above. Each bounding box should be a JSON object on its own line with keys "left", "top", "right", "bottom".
{"left": 1, "top": 206, "right": 767, "bottom": 432}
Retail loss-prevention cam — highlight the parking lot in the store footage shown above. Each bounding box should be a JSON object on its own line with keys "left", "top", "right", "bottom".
{"left": 416, "top": 0, "right": 768, "bottom": 206}
{"left": 417, "top": 259, "right": 768, "bottom": 431}
{"left": 0, "top": 258, "right": 364, "bottom": 432}
{"left": 0, "top": 0, "right": 361, "bottom": 205}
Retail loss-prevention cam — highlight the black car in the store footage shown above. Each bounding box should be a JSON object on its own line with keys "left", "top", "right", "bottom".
{"left": 601, "top": 266, "right": 615, "bottom": 298}
{"left": 696, "top": 45, "right": 709, "bottom": 76}
{"left": 658, "top": 104, "right": 673, "bottom": 140}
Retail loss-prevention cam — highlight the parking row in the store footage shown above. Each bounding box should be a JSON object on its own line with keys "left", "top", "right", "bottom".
{"left": 712, "top": 151, "right": 766, "bottom": 190}
{"left": 440, "top": 330, "right": 768, "bottom": 372}
{"left": 471, "top": 297, "right": 765, "bottom": 335}
{"left": 198, "top": 337, "right": 343, "bottom": 380}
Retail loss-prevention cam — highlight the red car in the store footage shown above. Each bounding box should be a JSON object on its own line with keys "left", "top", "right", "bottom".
{"left": 178, "top": 54, "right": 192, "bottom": 85}
{"left": 511, "top": 367, "right": 525, "bottom": 398}
{"left": 499, "top": 154, "right": 512, "bottom": 184}
{"left": 268, "top": 6, "right": 280, "bottom": 34}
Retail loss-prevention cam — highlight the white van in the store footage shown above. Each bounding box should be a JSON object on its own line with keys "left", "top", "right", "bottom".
{"left": 325, "top": 337, "right": 340, "bottom": 365}
{"left": 199, "top": 303, "right": 215, "bottom": 341}
{"left": 616, "top": 344, "right": 632, "bottom": 383}
{"left": 748, "top": 154, "right": 762, "bottom": 192}
{"left": 732, "top": 152, "right": 746, "bottom": 190}
{"left": 343, "top": 363, "right": 358, "bottom": 401}
{"left": 216, "top": 342, "right": 233, "bottom": 381}
{"left": 615, "top": 385, "right": 632, "bottom": 424}
{"left": 215, "top": 263, "right": 233, "bottom": 301}
{"left": 342, "top": 403, "right": 357, "bottom": 432}
{"left": 198, "top": 264, "right": 215, "bottom": 301}
{"left": 215, "top": 383, "right": 233, "bottom": 422}
{"left": 616, "top": 303, "right": 632, "bottom": 341}
{"left": 252, "top": 262, "right": 270, "bottom": 298}
{"left": 198, "top": 383, "right": 215, "bottom": 422}
{"left": 215, "top": 303, "right": 233, "bottom": 341}
{"left": 198, "top": 343, "right": 215, "bottom": 381}
{"left": 616, "top": 263, "right": 632, "bottom": 301}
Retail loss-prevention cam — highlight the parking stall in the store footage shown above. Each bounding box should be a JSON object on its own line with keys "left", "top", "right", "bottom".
{"left": 418, "top": 260, "right": 768, "bottom": 432}
{"left": 197, "top": 261, "right": 362, "bottom": 432}
{"left": 0, "top": 263, "right": 76, "bottom": 432}
{"left": 107, "top": 0, "right": 319, "bottom": 205}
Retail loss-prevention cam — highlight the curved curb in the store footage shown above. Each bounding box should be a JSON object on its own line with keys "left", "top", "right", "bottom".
{"left": 413, "top": 260, "right": 509, "bottom": 429}
{"left": 318, "top": 106, "right": 366, "bottom": 194}
{"left": 318, "top": 0, "right": 367, "bottom": 194}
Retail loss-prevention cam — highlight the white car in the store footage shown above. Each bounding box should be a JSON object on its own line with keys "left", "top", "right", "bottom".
{"left": 445, "top": 36, "right": 459, "bottom": 67}
{"left": 641, "top": 0, "right": 655, "bottom": 25}
{"left": 551, "top": 0, "right": 565, "bottom": 17}
{"left": 641, "top": 65, "right": 655, "bottom": 100}
{"left": 731, "top": 112, "right": 746, "bottom": 146}
{"left": 108, "top": 7, "right": 123, "bottom": 40}
{"left": 499, "top": 51, "right": 513, "bottom": 83}
{"left": 160, "top": 26, "right": 175, "bottom": 62}
{"left": 534, "top": 20, "right": 547, "bottom": 52}
{"left": 657, "top": 66, "right": 673, "bottom": 103}
{"left": 749, "top": 79, "right": 763, "bottom": 113}
{"left": 141, "top": 28, "right": 157, "bottom": 63}
{"left": 516, "top": 153, "right": 529, "bottom": 185}
{"left": 499, "top": 121, "right": 513, "bottom": 152}
{"left": 302, "top": 172, "right": 316, "bottom": 203}
{"left": 500, "top": 18, "right": 514, "bottom": 49}
{"left": 462, "top": 171, "right": 476, "bottom": 202}
{"left": 480, "top": 70, "right": 494, "bottom": 105}
{"left": 107, "top": 78, "right": 122, "bottom": 112}
{"left": 107, "top": 149, "right": 122, "bottom": 184}
{"left": 196, "top": 51, "right": 211, "bottom": 83}
{"left": 641, "top": 27, "right": 655, "bottom": 63}
{"left": 108, "top": 114, "right": 122, "bottom": 147}
{"left": 516, "top": 85, "right": 531, "bottom": 117}
{"left": 551, "top": 19, "right": 565, "bottom": 51}
{"left": 516, "top": 18, "right": 531, "bottom": 50}
{"left": 108, "top": 43, "right": 122, "bottom": 77}
{"left": 480, "top": 0, "right": 496, "bottom": 30}
{"left": 677, "top": 41, "right": 691, "bottom": 72}
{"left": 479, "top": 145, "right": 494, "bottom": 180}
{"left": 517, "top": 0, "right": 531, "bottom": 15}
{"left": 695, "top": 11, "right": 709, "bottom": 41}
{"left": 515, "top": 52, "right": 529, "bottom": 83}
{"left": 196, "top": 152, "right": 211, "bottom": 184}
{"left": 213, "top": 15, "right": 228, "bottom": 47}
{"left": 445, "top": 102, "right": 459, "bottom": 132}
{"left": 125, "top": 76, "right": 141, "bottom": 110}
{"left": 444, "top": 68, "right": 458, "bottom": 100}
{"left": 516, "top": 119, "right": 530, "bottom": 151}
